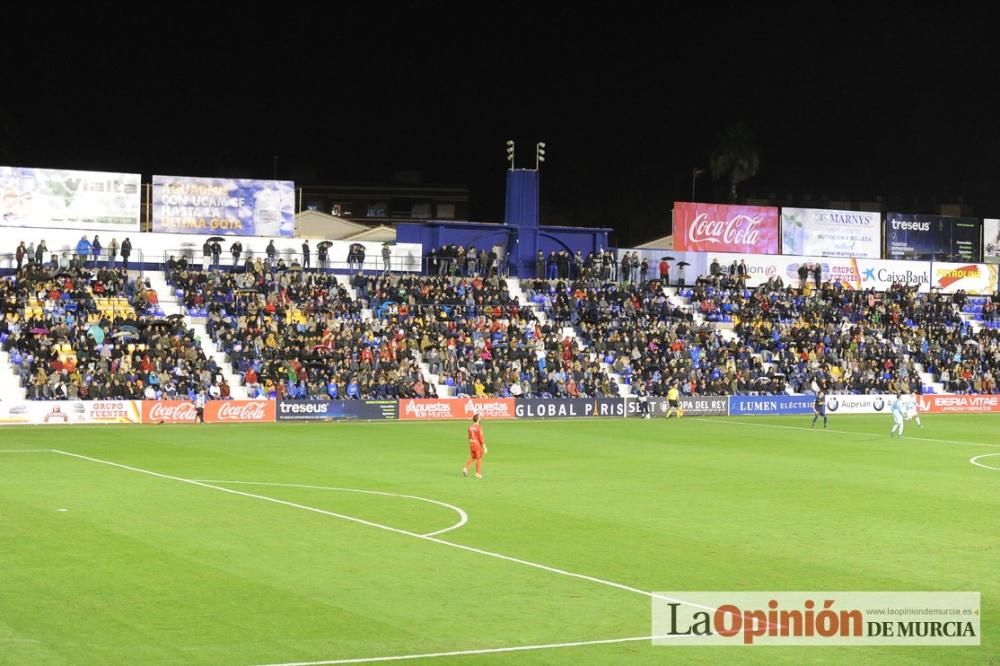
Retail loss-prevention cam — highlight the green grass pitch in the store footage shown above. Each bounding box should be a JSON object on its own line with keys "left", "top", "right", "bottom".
{"left": 0, "top": 414, "right": 997, "bottom": 664}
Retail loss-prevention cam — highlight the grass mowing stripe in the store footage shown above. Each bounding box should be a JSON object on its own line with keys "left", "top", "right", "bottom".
{"left": 51, "top": 449, "right": 716, "bottom": 614}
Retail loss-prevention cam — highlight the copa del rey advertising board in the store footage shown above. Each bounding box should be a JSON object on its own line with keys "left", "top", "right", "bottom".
{"left": 673, "top": 202, "right": 780, "bottom": 254}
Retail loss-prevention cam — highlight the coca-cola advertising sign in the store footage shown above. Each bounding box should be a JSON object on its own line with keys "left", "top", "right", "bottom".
{"left": 205, "top": 400, "right": 276, "bottom": 423}
{"left": 673, "top": 202, "right": 780, "bottom": 254}
{"left": 141, "top": 400, "right": 198, "bottom": 423}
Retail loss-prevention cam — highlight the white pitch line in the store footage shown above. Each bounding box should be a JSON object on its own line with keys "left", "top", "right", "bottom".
{"left": 192, "top": 480, "right": 468, "bottom": 537}
{"left": 0, "top": 449, "right": 55, "bottom": 453}
{"left": 699, "top": 418, "right": 1000, "bottom": 449}
{"left": 970, "top": 453, "right": 1000, "bottom": 471}
{"left": 252, "top": 634, "right": 667, "bottom": 666}
{"left": 50, "top": 450, "right": 713, "bottom": 614}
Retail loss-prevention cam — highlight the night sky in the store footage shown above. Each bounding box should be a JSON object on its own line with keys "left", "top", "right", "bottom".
{"left": 4, "top": 5, "right": 1000, "bottom": 245}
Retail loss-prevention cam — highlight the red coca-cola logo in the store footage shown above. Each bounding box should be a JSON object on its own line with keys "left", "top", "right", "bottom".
{"left": 148, "top": 402, "right": 197, "bottom": 422}
{"left": 687, "top": 213, "right": 762, "bottom": 246}
{"left": 216, "top": 402, "right": 267, "bottom": 421}
{"left": 675, "top": 202, "right": 779, "bottom": 253}
{"left": 205, "top": 400, "right": 276, "bottom": 423}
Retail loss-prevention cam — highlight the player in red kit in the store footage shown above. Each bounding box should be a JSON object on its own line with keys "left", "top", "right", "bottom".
{"left": 463, "top": 413, "right": 487, "bottom": 478}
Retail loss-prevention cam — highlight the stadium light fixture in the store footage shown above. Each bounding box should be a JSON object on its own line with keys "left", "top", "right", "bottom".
{"left": 535, "top": 142, "right": 546, "bottom": 170}
{"left": 506, "top": 140, "right": 515, "bottom": 169}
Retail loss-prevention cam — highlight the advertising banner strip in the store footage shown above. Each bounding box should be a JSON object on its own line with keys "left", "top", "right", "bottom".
{"left": 0, "top": 400, "right": 142, "bottom": 425}
{"left": 643, "top": 396, "right": 729, "bottom": 417}
{"left": 673, "top": 202, "right": 780, "bottom": 254}
{"left": 204, "top": 400, "right": 276, "bottom": 423}
{"left": 0, "top": 166, "right": 141, "bottom": 231}
{"left": 512, "top": 398, "right": 627, "bottom": 419}
{"left": 885, "top": 213, "right": 982, "bottom": 263}
{"left": 930, "top": 261, "right": 999, "bottom": 295}
{"left": 152, "top": 175, "right": 296, "bottom": 237}
{"left": 984, "top": 219, "right": 1000, "bottom": 265}
{"left": 729, "top": 395, "right": 815, "bottom": 416}
{"left": 399, "top": 398, "right": 517, "bottom": 420}
{"left": 277, "top": 400, "right": 398, "bottom": 421}
{"left": 823, "top": 394, "right": 891, "bottom": 415}
{"left": 916, "top": 394, "right": 1000, "bottom": 414}
{"left": 781, "top": 207, "right": 882, "bottom": 258}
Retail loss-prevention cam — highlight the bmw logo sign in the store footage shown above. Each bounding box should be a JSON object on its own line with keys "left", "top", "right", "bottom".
{"left": 827, "top": 397, "right": 839, "bottom": 412}
{"left": 873, "top": 397, "right": 885, "bottom": 412}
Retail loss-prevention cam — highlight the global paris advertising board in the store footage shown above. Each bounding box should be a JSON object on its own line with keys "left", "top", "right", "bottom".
{"left": 0, "top": 166, "right": 141, "bottom": 231}
{"left": 152, "top": 175, "right": 296, "bottom": 237}
{"left": 514, "top": 398, "right": 632, "bottom": 419}
{"left": 885, "top": 213, "right": 982, "bottom": 262}
{"left": 930, "top": 262, "right": 999, "bottom": 295}
{"left": 673, "top": 202, "right": 780, "bottom": 254}
{"left": 780, "top": 207, "right": 881, "bottom": 258}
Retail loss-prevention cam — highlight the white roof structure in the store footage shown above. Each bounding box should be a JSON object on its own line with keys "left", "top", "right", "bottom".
{"left": 344, "top": 225, "right": 397, "bottom": 242}
{"left": 294, "top": 211, "right": 370, "bottom": 239}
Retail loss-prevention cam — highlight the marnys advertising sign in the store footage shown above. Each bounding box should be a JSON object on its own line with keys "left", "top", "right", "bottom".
{"left": 781, "top": 207, "right": 881, "bottom": 258}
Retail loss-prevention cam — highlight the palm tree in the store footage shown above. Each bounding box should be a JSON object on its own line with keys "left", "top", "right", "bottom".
{"left": 709, "top": 123, "right": 760, "bottom": 200}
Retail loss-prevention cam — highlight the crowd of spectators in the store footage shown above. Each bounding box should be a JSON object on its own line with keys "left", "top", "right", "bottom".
{"left": 1, "top": 264, "right": 223, "bottom": 400}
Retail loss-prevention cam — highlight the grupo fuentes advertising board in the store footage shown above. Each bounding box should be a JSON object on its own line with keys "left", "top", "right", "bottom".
{"left": 0, "top": 400, "right": 141, "bottom": 425}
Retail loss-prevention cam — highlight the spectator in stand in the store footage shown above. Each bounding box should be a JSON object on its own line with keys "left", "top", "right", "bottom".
{"left": 266, "top": 240, "right": 277, "bottom": 268}
{"left": 659, "top": 258, "right": 670, "bottom": 285}
{"left": 108, "top": 237, "right": 119, "bottom": 269}
{"left": 76, "top": 236, "right": 91, "bottom": 268}
{"left": 382, "top": 243, "right": 392, "bottom": 275}
{"left": 302, "top": 240, "right": 311, "bottom": 269}
{"left": 35, "top": 240, "right": 46, "bottom": 265}
{"left": 91, "top": 235, "right": 102, "bottom": 266}
{"left": 211, "top": 240, "right": 222, "bottom": 269}
{"left": 536, "top": 251, "right": 545, "bottom": 279}
{"left": 797, "top": 262, "right": 809, "bottom": 289}
{"left": 318, "top": 242, "right": 329, "bottom": 271}
{"left": 120, "top": 237, "right": 132, "bottom": 270}
{"left": 231, "top": 240, "right": 243, "bottom": 268}
{"left": 202, "top": 239, "right": 212, "bottom": 271}
{"left": 813, "top": 261, "right": 823, "bottom": 290}
{"left": 15, "top": 241, "right": 26, "bottom": 271}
